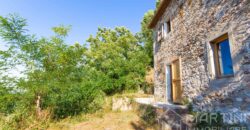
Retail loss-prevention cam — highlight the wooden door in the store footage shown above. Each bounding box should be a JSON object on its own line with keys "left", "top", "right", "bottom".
{"left": 171, "top": 59, "right": 182, "bottom": 104}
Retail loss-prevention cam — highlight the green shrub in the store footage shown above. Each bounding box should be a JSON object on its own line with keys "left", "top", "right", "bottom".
{"left": 41, "top": 82, "right": 105, "bottom": 119}
{"left": 0, "top": 90, "right": 18, "bottom": 114}
{"left": 138, "top": 104, "right": 157, "bottom": 126}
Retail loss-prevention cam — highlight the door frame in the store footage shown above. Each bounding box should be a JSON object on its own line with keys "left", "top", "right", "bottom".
{"left": 165, "top": 64, "right": 172, "bottom": 103}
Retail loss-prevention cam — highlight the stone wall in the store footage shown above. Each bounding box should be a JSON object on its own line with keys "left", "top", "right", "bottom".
{"left": 153, "top": 0, "right": 250, "bottom": 113}
{"left": 112, "top": 97, "right": 133, "bottom": 111}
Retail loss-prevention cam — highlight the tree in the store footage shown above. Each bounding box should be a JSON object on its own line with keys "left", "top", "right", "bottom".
{"left": 0, "top": 15, "right": 150, "bottom": 126}
{"left": 156, "top": 0, "right": 161, "bottom": 8}
{"left": 138, "top": 10, "right": 154, "bottom": 67}
{"left": 87, "top": 27, "right": 150, "bottom": 94}
{"left": 0, "top": 14, "right": 104, "bottom": 120}
{"left": 138, "top": 0, "right": 161, "bottom": 67}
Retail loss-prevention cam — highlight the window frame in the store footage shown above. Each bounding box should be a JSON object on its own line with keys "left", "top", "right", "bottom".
{"left": 210, "top": 34, "right": 234, "bottom": 78}
{"left": 156, "top": 20, "right": 171, "bottom": 42}
{"left": 157, "top": 23, "right": 164, "bottom": 42}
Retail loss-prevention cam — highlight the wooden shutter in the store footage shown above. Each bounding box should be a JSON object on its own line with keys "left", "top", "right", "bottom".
{"left": 171, "top": 59, "right": 182, "bottom": 104}
{"left": 208, "top": 43, "right": 216, "bottom": 78}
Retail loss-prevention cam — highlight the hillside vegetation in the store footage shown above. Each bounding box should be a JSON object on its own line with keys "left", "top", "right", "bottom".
{"left": 0, "top": 1, "right": 157, "bottom": 129}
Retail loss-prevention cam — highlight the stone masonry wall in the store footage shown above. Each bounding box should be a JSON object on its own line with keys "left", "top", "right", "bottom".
{"left": 153, "top": 0, "right": 250, "bottom": 113}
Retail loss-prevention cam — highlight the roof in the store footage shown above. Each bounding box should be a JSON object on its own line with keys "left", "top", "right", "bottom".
{"left": 148, "top": 0, "right": 171, "bottom": 29}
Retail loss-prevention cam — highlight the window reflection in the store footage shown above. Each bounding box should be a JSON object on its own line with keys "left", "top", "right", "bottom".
{"left": 218, "top": 39, "right": 234, "bottom": 76}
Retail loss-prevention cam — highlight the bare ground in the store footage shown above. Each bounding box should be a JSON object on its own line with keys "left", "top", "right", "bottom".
{"left": 48, "top": 111, "right": 154, "bottom": 130}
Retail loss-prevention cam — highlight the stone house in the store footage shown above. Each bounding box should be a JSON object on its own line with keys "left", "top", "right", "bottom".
{"left": 148, "top": 0, "right": 250, "bottom": 114}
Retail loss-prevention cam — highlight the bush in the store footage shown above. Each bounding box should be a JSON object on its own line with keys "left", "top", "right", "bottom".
{"left": 50, "top": 83, "right": 105, "bottom": 119}
{"left": 0, "top": 90, "right": 18, "bottom": 114}
{"left": 138, "top": 104, "right": 157, "bottom": 126}
{"left": 2, "top": 107, "right": 50, "bottom": 130}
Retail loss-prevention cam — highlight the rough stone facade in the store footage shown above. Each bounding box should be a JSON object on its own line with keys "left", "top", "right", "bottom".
{"left": 153, "top": 0, "right": 250, "bottom": 113}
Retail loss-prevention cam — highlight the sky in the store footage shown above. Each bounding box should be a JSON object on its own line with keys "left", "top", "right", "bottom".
{"left": 0, "top": 0, "right": 156, "bottom": 48}
{"left": 0, "top": 0, "right": 156, "bottom": 77}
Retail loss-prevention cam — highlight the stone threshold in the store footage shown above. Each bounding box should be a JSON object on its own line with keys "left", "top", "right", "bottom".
{"left": 134, "top": 97, "right": 187, "bottom": 110}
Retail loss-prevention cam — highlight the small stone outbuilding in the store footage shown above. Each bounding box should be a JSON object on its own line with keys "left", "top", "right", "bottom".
{"left": 149, "top": 0, "right": 250, "bottom": 114}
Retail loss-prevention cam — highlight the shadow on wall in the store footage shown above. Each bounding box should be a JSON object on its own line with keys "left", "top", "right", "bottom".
{"left": 148, "top": 0, "right": 250, "bottom": 129}
{"left": 154, "top": 0, "right": 250, "bottom": 109}
{"left": 191, "top": 0, "right": 250, "bottom": 112}
{"left": 158, "top": 0, "right": 250, "bottom": 113}
{"left": 193, "top": 31, "right": 250, "bottom": 113}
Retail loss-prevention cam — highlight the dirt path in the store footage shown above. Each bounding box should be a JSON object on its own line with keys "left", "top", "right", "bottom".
{"left": 48, "top": 111, "right": 154, "bottom": 130}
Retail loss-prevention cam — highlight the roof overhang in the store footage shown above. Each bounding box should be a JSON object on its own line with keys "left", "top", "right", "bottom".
{"left": 148, "top": 0, "right": 171, "bottom": 29}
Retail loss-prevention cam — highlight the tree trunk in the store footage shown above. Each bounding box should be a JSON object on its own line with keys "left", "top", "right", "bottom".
{"left": 36, "top": 95, "right": 41, "bottom": 119}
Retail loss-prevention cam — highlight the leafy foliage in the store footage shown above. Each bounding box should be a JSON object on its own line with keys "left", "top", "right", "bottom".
{"left": 138, "top": 104, "right": 157, "bottom": 126}
{"left": 0, "top": 13, "right": 151, "bottom": 129}
{"left": 0, "top": 0, "right": 161, "bottom": 127}
{"left": 156, "top": 0, "right": 161, "bottom": 8}
{"left": 137, "top": 11, "right": 154, "bottom": 67}
{"left": 137, "top": 0, "right": 161, "bottom": 67}
{"left": 87, "top": 27, "right": 150, "bottom": 94}
{"left": 0, "top": 14, "right": 104, "bottom": 121}
{"left": 0, "top": 84, "right": 18, "bottom": 114}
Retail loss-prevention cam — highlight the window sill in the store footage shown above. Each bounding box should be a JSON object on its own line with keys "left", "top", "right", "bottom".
{"left": 209, "top": 75, "right": 235, "bottom": 88}
{"left": 216, "top": 74, "right": 234, "bottom": 79}
{"left": 162, "top": 34, "right": 172, "bottom": 42}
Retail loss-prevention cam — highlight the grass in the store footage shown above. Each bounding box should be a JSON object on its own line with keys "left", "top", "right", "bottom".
{"left": 48, "top": 94, "right": 155, "bottom": 130}
{"left": 48, "top": 110, "right": 155, "bottom": 130}
{"left": 0, "top": 93, "right": 155, "bottom": 130}
{"left": 0, "top": 115, "right": 3, "bottom": 130}
{"left": 112, "top": 93, "right": 152, "bottom": 98}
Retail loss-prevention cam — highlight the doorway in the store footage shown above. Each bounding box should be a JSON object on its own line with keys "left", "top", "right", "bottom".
{"left": 165, "top": 65, "right": 172, "bottom": 102}
{"left": 166, "top": 59, "right": 182, "bottom": 104}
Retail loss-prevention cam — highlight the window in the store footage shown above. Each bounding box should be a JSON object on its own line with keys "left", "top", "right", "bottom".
{"left": 163, "top": 22, "right": 167, "bottom": 38}
{"left": 157, "top": 24, "right": 164, "bottom": 42}
{"left": 157, "top": 20, "right": 171, "bottom": 42}
{"left": 166, "top": 20, "right": 171, "bottom": 33}
{"left": 163, "top": 20, "right": 171, "bottom": 38}
{"left": 211, "top": 34, "right": 234, "bottom": 78}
